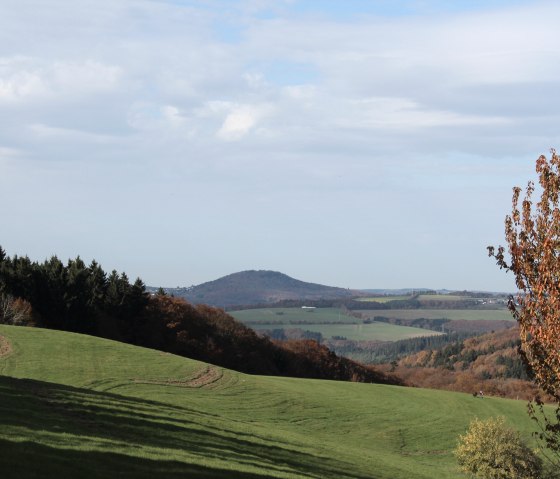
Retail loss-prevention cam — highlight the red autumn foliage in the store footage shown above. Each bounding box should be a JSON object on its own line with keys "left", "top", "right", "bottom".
{"left": 137, "top": 295, "right": 401, "bottom": 384}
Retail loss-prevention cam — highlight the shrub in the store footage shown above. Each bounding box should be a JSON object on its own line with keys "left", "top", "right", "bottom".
{"left": 454, "top": 416, "right": 542, "bottom": 479}
{"left": 0, "top": 294, "right": 34, "bottom": 326}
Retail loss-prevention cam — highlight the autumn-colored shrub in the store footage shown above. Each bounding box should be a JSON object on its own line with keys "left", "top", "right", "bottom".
{"left": 0, "top": 294, "right": 34, "bottom": 326}
{"left": 455, "top": 416, "right": 542, "bottom": 479}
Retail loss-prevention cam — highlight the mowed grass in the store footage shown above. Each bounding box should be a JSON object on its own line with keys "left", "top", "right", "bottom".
{"left": 249, "top": 322, "right": 442, "bottom": 341}
{"left": 0, "top": 325, "right": 543, "bottom": 478}
{"left": 357, "top": 309, "right": 514, "bottom": 322}
{"left": 230, "top": 307, "right": 357, "bottom": 324}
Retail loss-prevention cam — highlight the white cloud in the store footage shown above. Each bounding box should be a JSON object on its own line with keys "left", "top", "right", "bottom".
{"left": 217, "top": 107, "right": 257, "bottom": 140}
{"left": 334, "top": 97, "right": 512, "bottom": 131}
{"left": 0, "top": 57, "right": 122, "bottom": 104}
{"left": 51, "top": 60, "right": 122, "bottom": 94}
{"left": 161, "top": 105, "right": 186, "bottom": 128}
{"left": 216, "top": 104, "right": 271, "bottom": 141}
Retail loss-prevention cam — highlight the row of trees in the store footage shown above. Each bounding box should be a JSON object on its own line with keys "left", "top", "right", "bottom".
{"left": 0, "top": 248, "right": 147, "bottom": 336}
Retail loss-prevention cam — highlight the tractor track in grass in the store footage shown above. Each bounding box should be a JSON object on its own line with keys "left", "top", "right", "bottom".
{"left": 136, "top": 366, "right": 224, "bottom": 389}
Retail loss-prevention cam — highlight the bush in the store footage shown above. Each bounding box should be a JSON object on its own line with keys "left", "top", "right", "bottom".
{"left": 454, "top": 416, "right": 542, "bottom": 479}
{"left": 0, "top": 294, "right": 34, "bottom": 326}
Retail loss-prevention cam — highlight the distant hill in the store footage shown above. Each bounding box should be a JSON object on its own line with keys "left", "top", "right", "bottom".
{"left": 165, "top": 270, "right": 357, "bottom": 307}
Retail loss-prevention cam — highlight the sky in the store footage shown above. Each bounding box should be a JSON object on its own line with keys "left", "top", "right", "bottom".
{"left": 1, "top": 0, "right": 559, "bottom": 292}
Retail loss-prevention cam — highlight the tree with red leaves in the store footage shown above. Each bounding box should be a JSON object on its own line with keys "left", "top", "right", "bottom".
{"left": 489, "top": 149, "right": 560, "bottom": 468}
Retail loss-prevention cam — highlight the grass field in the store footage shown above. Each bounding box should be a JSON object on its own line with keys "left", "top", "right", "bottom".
{"left": 354, "top": 296, "right": 411, "bottom": 303}
{"left": 250, "top": 322, "right": 442, "bottom": 341}
{"left": 357, "top": 309, "right": 514, "bottom": 322}
{"left": 230, "top": 307, "right": 357, "bottom": 324}
{"left": 230, "top": 307, "right": 441, "bottom": 341}
{"left": 0, "top": 325, "right": 544, "bottom": 478}
{"left": 417, "top": 295, "right": 469, "bottom": 302}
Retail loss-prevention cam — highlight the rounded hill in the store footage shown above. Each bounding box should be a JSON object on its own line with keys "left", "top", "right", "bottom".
{"left": 174, "top": 270, "right": 356, "bottom": 307}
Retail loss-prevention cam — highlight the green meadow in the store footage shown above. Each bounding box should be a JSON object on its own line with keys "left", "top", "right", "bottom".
{"left": 230, "top": 307, "right": 356, "bottom": 324}
{"left": 230, "top": 307, "right": 440, "bottom": 340}
{"left": 230, "top": 307, "right": 511, "bottom": 341}
{"left": 249, "top": 322, "right": 441, "bottom": 341}
{"left": 416, "top": 295, "right": 469, "bottom": 302}
{"left": 357, "top": 309, "right": 514, "bottom": 322}
{"left": 0, "top": 325, "right": 543, "bottom": 478}
{"left": 354, "top": 296, "right": 411, "bottom": 303}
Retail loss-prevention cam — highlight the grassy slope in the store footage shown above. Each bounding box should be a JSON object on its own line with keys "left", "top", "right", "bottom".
{"left": 0, "top": 325, "right": 540, "bottom": 479}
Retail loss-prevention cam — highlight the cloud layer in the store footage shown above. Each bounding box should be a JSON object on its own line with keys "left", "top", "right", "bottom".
{"left": 1, "top": 0, "right": 558, "bottom": 290}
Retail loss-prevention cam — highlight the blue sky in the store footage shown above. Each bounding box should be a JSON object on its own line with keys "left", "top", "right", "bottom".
{"left": 1, "top": 0, "right": 558, "bottom": 291}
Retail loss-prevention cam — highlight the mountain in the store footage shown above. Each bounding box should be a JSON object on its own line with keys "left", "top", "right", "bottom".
{"left": 165, "top": 270, "right": 357, "bottom": 307}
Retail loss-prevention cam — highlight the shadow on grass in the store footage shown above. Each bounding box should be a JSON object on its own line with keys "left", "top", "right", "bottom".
{"left": 0, "top": 376, "right": 372, "bottom": 479}
{"left": 0, "top": 438, "right": 267, "bottom": 479}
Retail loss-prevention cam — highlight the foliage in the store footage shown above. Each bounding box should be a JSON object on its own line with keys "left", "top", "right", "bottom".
{"left": 0, "top": 294, "right": 33, "bottom": 326}
{"left": 488, "top": 150, "right": 560, "bottom": 466}
{"left": 327, "top": 331, "right": 477, "bottom": 364}
{"left": 454, "top": 416, "right": 542, "bottom": 479}
{"left": 0, "top": 247, "right": 148, "bottom": 334}
{"left": 488, "top": 150, "right": 560, "bottom": 399}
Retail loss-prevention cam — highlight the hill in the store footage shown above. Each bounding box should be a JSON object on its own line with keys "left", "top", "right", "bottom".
{"left": 0, "top": 325, "right": 545, "bottom": 478}
{"left": 167, "top": 270, "right": 357, "bottom": 307}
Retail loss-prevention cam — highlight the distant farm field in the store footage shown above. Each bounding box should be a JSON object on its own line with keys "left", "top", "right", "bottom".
{"left": 417, "top": 295, "right": 467, "bottom": 302}
{"left": 249, "top": 322, "right": 442, "bottom": 341}
{"left": 355, "top": 296, "right": 411, "bottom": 303}
{"left": 357, "top": 309, "right": 514, "bottom": 322}
{"left": 230, "top": 307, "right": 513, "bottom": 341}
{"left": 230, "top": 308, "right": 443, "bottom": 341}
{"left": 229, "top": 307, "right": 357, "bottom": 324}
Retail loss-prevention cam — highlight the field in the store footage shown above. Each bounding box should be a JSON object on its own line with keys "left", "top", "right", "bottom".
{"left": 250, "top": 322, "right": 442, "bottom": 341}
{"left": 231, "top": 307, "right": 512, "bottom": 341}
{"left": 416, "top": 295, "right": 470, "bottom": 302}
{"left": 231, "top": 307, "right": 441, "bottom": 340}
{"left": 354, "top": 296, "right": 411, "bottom": 303}
{"left": 230, "top": 307, "right": 357, "bottom": 324}
{"left": 0, "top": 325, "right": 545, "bottom": 478}
{"left": 357, "top": 309, "right": 514, "bottom": 322}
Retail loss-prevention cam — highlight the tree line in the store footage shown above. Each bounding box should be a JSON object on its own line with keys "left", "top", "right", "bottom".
{"left": 0, "top": 247, "right": 147, "bottom": 336}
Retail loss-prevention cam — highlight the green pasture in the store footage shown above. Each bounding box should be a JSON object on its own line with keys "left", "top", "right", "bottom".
{"left": 230, "top": 307, "right": 356, "bottom": 325}
{"left": 357, "top": 309, "right": 514, "bottom": 322}
{"left": 0, "top": 325, "right": 544, "bottom": 478}
{"left": 417, "top": 295, "right": 467, "bottom": 302}
{"left": 250, "top": 322, "right": 442, "bottom": 341}
{"left": 354, "top": 295, "right": 411, "bottom": 303}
